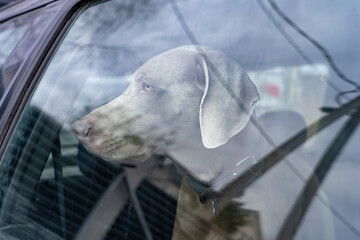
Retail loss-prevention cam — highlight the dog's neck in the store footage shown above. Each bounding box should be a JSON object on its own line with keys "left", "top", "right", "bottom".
{"left": 167, "top": 114, "right": 265, "bottom": 184}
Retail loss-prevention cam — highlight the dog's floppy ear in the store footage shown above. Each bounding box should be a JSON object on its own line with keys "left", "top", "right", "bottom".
{"left": 197, "top": 50, "right": 260, "bottom": 149}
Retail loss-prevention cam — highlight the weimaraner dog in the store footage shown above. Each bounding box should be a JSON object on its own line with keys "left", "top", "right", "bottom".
{"left": 73, "top": 45, "right": 334, "bottom": 240}
{"left": 72, "top": 45, "right": 260, "bottom": 181}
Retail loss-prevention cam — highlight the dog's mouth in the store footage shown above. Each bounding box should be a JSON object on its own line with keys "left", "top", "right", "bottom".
{"left": 93, "top": 139, "right": 154, "bottom": 163}
{"left": 129, "top": 154, "right": 148, "bottom": 162}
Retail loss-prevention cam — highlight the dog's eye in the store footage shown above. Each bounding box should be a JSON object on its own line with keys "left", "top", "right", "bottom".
{"left": 141, "top": 82, "right": 153, "bottom": 92}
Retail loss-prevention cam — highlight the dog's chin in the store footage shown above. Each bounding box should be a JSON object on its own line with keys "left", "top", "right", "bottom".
{"left": 94, "top": 150, "right": 152, "bottom": 163}
{"left": 111, "top": 153, "right": 150, "bottom": 162}
{"left": 77, "top": 138, "right": 152, "bottom": 162}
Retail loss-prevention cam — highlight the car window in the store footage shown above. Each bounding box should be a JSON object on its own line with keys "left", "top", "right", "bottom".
{"left": 0, "top": 5, "right": 57, "bottom": 99}
{"left": 1, "top": 0, "right": 360, "bottom": 240}
{"left": 0, "top": 15, "right": 27, "bottom": 97}
{"left": 0, "top": 22, "right": 26, "bottom": 67}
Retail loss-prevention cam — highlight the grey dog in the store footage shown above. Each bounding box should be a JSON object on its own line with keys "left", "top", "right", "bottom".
{"left": 73, "top": 45, "right": 333, "bottom": 240}
{"left": 72, "top": 45, "right": 261, "bottom": 182}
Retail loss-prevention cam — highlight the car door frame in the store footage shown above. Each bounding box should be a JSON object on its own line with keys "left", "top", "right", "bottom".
{"left": 0, "top": 0, "right": 96, "bottom": 157}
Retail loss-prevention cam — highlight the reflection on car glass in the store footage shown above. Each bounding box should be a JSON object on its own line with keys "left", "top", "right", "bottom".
{"left": 1, "top": 1, "right": 360, "bottom": 240}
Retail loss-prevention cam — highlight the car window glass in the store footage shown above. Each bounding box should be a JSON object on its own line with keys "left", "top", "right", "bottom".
{"left": 0, "top": 25, "right": 26, "bottom": 66}
{"left": 0, "top": 6, "right": 55, "bottom": 98}
{"left": 1, "top": 1, "right": 360, "bottom": 240}
{"left": 0, "top": 17, "right": 27, "bottom": 97}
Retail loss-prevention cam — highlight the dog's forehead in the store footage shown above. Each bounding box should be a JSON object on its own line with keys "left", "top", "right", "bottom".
{"left": 125, "top": 48, "right": 200, "bottom": 89}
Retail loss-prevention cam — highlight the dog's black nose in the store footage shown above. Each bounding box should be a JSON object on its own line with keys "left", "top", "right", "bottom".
{"left": 72, "top": 121, "right": 92, "bottom": 138}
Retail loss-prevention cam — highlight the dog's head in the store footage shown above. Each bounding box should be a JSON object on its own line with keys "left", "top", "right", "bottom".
{"left": 72, "top": 45, "right": 259, "bottom": 163}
